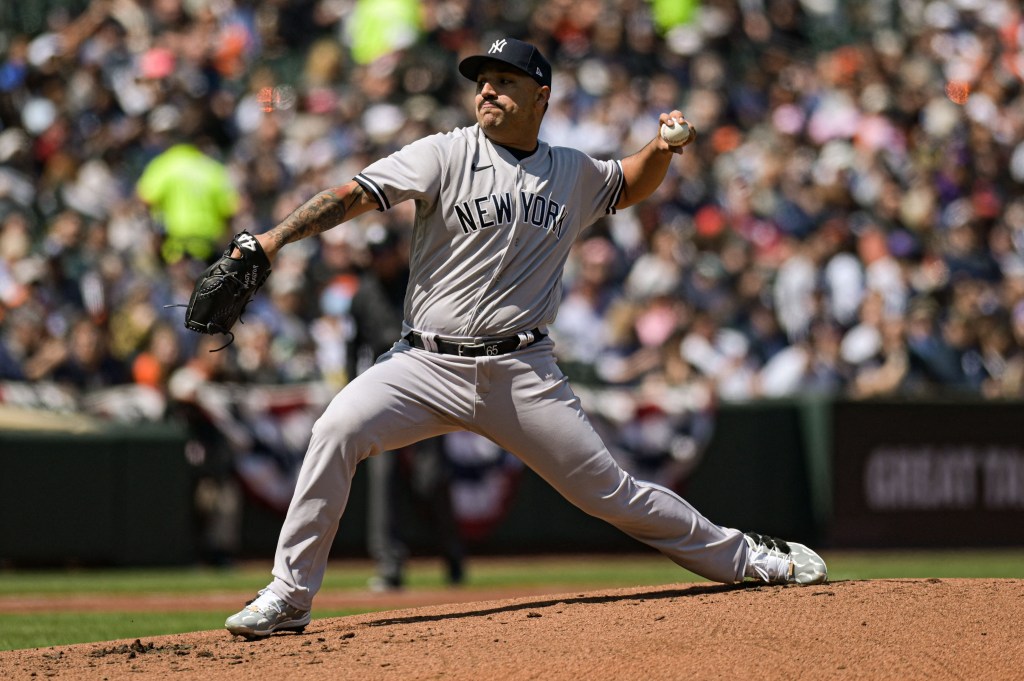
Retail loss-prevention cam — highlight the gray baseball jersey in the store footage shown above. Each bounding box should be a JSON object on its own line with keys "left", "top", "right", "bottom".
{"left": 354, "top": 124, "right": 622, "bottom": 338}
{"left": 267, "top": 125, "right": 750, "bottom": 611}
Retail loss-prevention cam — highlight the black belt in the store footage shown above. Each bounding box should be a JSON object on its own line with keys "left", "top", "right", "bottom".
{"left": 404, "top": 329, "right": 545, "bottom": 357}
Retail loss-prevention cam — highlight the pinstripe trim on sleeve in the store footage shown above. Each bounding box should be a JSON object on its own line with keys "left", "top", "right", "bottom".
{"left": 605, "top": 160, "right": 624, "bottom": 215}
{"left": 354, "top": 174, "right": 389, "bottom": 211}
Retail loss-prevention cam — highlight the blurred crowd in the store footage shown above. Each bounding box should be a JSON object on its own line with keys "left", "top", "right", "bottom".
{"left": 2, "top": 0, "right": 1024, "bottom": 424}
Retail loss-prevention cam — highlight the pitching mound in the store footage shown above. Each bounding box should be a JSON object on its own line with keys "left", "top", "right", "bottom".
{"left": 3, "top": 579, "right": 1022, "bottom": 680}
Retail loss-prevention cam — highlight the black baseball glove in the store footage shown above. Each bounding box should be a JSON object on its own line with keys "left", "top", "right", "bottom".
{"left": 179, "top": 231, "right": 272, "bottom": 350}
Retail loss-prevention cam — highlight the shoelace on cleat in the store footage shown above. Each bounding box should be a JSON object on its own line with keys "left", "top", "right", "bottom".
{"left": 243, "top": 589, "right": 284, "bottom": 615}
{"left": 745, "top": 532, "right": 791, "bottom": 555}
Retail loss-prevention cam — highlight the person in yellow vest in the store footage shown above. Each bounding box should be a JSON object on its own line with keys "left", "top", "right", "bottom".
{"left": 137, "top": 140, "right": 240, "bottom": 264}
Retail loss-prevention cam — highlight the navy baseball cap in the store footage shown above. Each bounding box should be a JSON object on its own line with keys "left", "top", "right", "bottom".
{"left": 458, "top": 38, "right": 552, "bottom": 89}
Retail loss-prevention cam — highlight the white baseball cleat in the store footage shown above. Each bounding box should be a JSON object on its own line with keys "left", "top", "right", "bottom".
{"left": 225, "top": 588, "right": 311, "bottom": 638}
{"left": 743, "top": 532, "right": 828, "bottom": 585}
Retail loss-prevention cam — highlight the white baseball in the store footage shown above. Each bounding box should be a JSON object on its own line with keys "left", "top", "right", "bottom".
{"left": 660, "top": 118, "right": 691, "bottom": 146}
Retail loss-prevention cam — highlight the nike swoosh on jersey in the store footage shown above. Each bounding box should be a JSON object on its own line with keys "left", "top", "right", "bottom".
{"left": 471, "top": 164, "right": 493, "bottom": 172}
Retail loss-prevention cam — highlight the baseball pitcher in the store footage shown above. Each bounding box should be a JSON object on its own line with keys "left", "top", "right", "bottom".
{"left": 218, "top": 38, "right": 826, "bottom": 638}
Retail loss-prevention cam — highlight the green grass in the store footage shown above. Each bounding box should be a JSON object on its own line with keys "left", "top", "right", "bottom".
{"left": 0, "top": 556, "right": 696, "bottom": 599}
{"left": 0, "top": 564, "right": 352, "bottom": 596}
{"left": 2, "top": 550, "right": 1022, "bottom": 651}
{"left": 0, "top": 612, "right": 229, "bottom": 650}
{"left": 819, "top": 549, "right": 1024, "bottom": 580}
{"left": 0, "top": 609, "right": 368, "bottom": 652}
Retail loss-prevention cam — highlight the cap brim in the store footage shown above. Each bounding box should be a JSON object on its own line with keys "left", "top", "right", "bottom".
{"left": 458, "top": 55, "right": 533, "bottom": 84}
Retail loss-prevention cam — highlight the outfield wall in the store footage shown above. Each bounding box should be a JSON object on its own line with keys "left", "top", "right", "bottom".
{"left": 2, "top": 399, "right": 1022, "bottom": 565}
{"left": 0, "top": 421, "right": 191, "bottom": 565}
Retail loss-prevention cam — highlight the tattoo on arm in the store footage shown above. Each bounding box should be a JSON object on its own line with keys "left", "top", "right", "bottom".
{"left": 268, "top": 183, "right": 367, "bottom": 250}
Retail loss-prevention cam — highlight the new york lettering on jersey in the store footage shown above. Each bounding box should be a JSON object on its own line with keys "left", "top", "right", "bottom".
{"left": 453, "top": 190, "right": 568, "bottom": 238}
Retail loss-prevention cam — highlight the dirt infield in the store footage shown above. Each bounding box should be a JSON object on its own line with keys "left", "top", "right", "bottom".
{"left": 3, "top": 579, "right": 1022, "bottom": 680}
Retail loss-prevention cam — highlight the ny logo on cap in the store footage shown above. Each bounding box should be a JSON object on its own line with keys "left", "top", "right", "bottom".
{"left": 489, "top": 39, "right": 507, "bottom": 54}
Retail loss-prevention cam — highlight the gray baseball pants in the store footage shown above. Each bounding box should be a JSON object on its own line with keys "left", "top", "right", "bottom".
{"left": 270, "top": 339, "right": 748, "bottom": 610}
